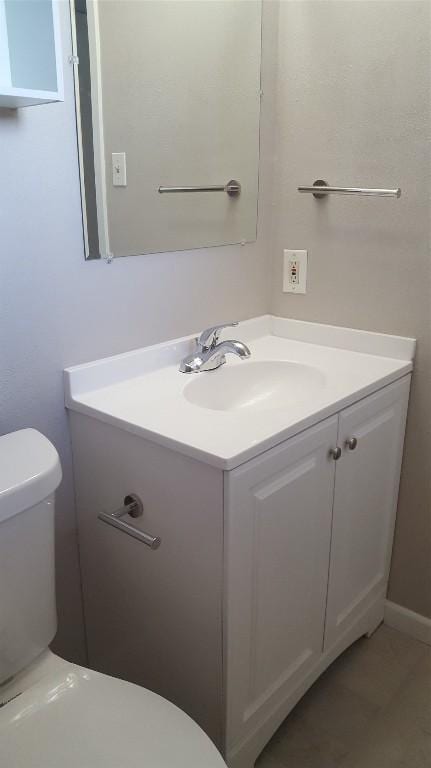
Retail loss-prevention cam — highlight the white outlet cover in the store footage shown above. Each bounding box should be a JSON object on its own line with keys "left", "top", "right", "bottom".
{"left": 283, "top": 249, "right": 307, "bottom": 294}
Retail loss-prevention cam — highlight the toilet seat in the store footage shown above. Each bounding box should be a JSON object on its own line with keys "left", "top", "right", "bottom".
{"left": 0, "top": 653, "right": 226, "bottom": 767}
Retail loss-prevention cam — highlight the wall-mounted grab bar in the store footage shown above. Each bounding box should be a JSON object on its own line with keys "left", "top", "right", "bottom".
{"left": 298, "top": 180, "right": 401, "bottom": 199}
{"left": 98, "top": 493, "right": 161, "bottom": 550}
{"left": 158, "top": 179, "right": 241, "bottom": 197}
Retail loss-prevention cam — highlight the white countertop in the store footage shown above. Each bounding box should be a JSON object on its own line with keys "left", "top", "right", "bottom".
{"left": 64, "top": 316, "right": 414, "bottom": 469}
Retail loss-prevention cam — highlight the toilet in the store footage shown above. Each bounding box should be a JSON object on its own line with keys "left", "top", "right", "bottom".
{"left": 0, "top": 429, "right": 226, "bottom": 767}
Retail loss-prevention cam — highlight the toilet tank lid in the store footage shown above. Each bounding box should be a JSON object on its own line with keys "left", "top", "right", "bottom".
{"left": 0, "top": 429, "right": 62, "bottom": 523}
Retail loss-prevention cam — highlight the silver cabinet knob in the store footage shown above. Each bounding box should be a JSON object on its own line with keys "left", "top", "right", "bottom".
{"left": 345, "top": 437, "right": 358, "bottom": 451}
{"left": 329, "top": 446, "right": 342, "bottom": 461}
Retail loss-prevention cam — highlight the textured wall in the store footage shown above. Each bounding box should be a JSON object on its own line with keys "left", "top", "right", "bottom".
{"left": 271, "top": 1, "right": 431, "bottom": 617}
{"left": 0, "top": 1, "right": 274, "bottom": 662}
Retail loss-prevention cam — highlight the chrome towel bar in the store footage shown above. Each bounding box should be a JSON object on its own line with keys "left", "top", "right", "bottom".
{"left": 98, "top": 493, "right": 161, "bottom": 550}
{"left": 158, "top": 179, "right": 241, "bottom": 197}
{"left": 298, "top": 180, "right": 401, "bottom": 199}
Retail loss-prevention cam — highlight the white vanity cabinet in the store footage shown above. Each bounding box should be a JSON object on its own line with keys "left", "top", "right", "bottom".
{"left": 0, "top": 0, "right": 63, "bottom": 107}
{"left": 224, "top": 377, "right": 410, "bottom": 765}
{"left": 69, "top": 373, "right": 410, "bottom": 768}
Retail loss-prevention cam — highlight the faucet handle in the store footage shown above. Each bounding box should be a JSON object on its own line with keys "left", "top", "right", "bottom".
{"left": 197, "top": 321, "right": 239, "bottom": 351}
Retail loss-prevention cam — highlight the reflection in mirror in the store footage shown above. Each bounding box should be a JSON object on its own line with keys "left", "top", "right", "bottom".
{"left": 71, "top": 0, "right": 262, "bottom": 260}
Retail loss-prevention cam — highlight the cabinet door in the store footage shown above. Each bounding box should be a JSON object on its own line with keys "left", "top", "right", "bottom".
{"left": 224, "top": 416, "right": 338, "bottom": 750}
{"left": 0, "top": 0, "right": 64, "bottom": 107}
{"left": 324, "top": 376, "right": 410, "bottom": 650}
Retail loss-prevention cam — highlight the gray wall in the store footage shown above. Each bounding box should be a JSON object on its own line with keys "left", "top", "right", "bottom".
{"left": 0, "top": 1, "right": 273, "bottom": 662}
{"left": 270, "top": 1, "right": 431, "bottom": 618}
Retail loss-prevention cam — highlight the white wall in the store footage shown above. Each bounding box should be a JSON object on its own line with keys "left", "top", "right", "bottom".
{"left": 0, "top": 1, "right": 274, "bottom": 662}
{"left": 270, "top": 0, "right": 431, "bottom": 618}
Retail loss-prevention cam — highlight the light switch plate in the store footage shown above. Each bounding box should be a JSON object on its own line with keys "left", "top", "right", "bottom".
{"left": 112, "top": 152, "right": 127, "bottom": 187}
{"left": 283, "top": 249, "right": 307, "bottom": 294}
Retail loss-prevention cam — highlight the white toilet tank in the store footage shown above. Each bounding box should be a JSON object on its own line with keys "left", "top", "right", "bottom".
{"left": 0, "top": 429, "right": 62, "bottom": 684}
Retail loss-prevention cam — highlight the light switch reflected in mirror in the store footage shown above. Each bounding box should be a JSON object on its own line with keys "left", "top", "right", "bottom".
{"left": 70, "top": 0, "right": 262, "bottom": 260}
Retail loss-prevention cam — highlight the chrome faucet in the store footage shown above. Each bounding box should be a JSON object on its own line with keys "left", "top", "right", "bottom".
{"left": 179, "top": 322, "right": 251, "bottom": 373}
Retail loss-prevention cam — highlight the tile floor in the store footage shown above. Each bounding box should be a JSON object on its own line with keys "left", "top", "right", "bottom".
{"left": 256, "top": 624, "right": 431, "bottom": 768}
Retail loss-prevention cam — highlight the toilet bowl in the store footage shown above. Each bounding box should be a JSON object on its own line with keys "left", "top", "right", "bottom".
{"left": 0, "top": 429, "right": 226, "bottom": 767}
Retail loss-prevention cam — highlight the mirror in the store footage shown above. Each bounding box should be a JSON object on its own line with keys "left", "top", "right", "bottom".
{"left": 71, "top": 0, "right": 262, "bottom": 260}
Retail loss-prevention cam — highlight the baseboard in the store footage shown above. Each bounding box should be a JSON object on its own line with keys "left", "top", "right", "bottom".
{"left": 384, "top": 600, "right": 431, "bottom": 646}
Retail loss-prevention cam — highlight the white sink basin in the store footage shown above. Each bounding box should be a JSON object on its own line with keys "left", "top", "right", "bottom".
{"left": 64, "top": 315, "right": 414, "bottom": 469}
{"left": 184, "top": 361, "right": 326, "bottom": 412}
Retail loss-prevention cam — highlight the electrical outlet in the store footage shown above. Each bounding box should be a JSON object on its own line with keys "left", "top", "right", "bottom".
{"left": 289, "top": 259, "right": 300, "bottom": 284}
{"left": 283, "top": 249, "right": 307, "bottom": 294}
